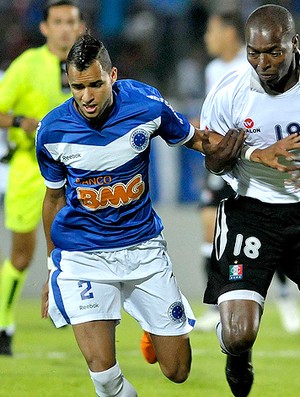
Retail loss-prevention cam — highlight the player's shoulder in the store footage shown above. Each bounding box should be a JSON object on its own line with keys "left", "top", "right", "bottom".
{"left": 39, "top": 99, "right": 72, "bottom": 133}
{"left": 114, "top": 79, "right": 162, "bottom": 100}
{"left": 202, "top": 64, "right": 252, "bottom": 117}
{"left": 213, "top": 64, "right": 251, "bottom": 94}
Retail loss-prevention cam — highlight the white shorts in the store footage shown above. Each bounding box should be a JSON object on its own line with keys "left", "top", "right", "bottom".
{"left": 49, "top": 235, "right": 196, "bottom": 335}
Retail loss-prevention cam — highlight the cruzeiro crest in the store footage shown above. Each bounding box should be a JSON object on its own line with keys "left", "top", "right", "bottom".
{"left": 168, "top": 301, "right": 186, "bottom": 323}
{"left": 130, "top": 128, "right": 150, "bottom": 152}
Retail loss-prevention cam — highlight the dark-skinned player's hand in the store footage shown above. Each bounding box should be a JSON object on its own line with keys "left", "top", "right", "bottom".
{"left": 203, "top": 128, "right": 246, "bottom": 174}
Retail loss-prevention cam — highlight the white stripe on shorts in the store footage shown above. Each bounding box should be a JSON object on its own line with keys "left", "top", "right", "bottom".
{"left": 214, "top": 199, "right": 228, "bottom": 260}
{"left": 217, "top": 289, "right": 265, "bottom": 309}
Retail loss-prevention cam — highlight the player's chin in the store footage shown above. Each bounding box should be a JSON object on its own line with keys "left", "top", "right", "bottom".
{"left": 84, "top": 113, "right": 99, "bottom": 121}
{"left": 259, "top": 74, "right": 279, "bottom": 87}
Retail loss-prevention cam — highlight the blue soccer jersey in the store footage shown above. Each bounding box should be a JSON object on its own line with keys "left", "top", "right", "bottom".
{"left": 36, "top": 79, "right": 194, "bottom": 251}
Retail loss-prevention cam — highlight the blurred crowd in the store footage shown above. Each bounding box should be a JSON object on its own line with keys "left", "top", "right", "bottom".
{"left": 1, "top": 0, "right": 299, "bottom": 102}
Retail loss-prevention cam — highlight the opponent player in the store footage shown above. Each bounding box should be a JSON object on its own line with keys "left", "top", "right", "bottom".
{"left": 201, "top": 4, "right": 300, "bottom": 396}
{"left": 36, "top": 32, "right": 300, "bottom": 397}
{"left": 197, "top": 9, "right": 300, "bottom": 334}
{"left": 195, "top": 10, "right": 248, "bottom": 332}
{"left": 0, "top": 0, "right": 84, "bottom": 355}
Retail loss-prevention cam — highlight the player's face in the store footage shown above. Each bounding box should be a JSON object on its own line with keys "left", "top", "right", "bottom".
{"left": 68, "top": 61, "right": 118, "bottom": 120}
{"left": 246, "top": 25, "right": 298, "bottom": 92}
{"left": 40, "top": 5, "right": 84, "bottom": 55}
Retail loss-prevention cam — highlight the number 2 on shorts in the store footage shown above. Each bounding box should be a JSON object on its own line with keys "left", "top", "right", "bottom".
{"left": 78, "top": 280, "right": 94, "bottom": 300}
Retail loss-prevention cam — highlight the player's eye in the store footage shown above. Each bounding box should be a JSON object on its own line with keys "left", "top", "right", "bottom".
{"left": 71, "top": 84, "right": 84, "bottom": 90}
{"left": 247, "top": 51, "right": 258, "bottom": 58}
{"left": 92, "top": 81, "right": 104, "bottom": 88}
{"left": 271, "top": 51, "right": 283, "bottom": 57}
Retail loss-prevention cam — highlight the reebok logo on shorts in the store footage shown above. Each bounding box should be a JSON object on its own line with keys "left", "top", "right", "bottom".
{"left": 229, "top": 264, "right": 243, "bottom": 280}
{"left": 79, "top": 303, "right": 99, "bottom": 310}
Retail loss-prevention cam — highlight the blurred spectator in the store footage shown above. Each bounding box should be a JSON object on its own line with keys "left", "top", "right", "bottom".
{"left": 0, "top": 70, "right": 9, "bottom": 206}
{"left": 144, "top": 0, "right": 193, "bottom": 94}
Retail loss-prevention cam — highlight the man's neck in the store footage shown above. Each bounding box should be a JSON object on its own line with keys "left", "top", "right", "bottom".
{"left": 263, "top": 66, "right": 299, "bottom": 95}
{"left": 46, "top": 43, "right": 69, "bottom": 61}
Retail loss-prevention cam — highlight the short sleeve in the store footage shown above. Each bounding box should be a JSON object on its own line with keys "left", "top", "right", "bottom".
{"left": 36, "top": 123, "right": 66, "bottom": 188}
{"left": 200, "top": 69, "right": 242, "bottom": 135}
{"left": 156, "top": 98, "right": 194, "bottom": 146}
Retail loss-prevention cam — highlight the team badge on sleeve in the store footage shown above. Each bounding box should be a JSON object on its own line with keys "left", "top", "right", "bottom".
{"left": 168, "top": 301, "right": 186, "bottom": 323}
{"left": 130, "top": 129, "right": 150, "bottom": 152}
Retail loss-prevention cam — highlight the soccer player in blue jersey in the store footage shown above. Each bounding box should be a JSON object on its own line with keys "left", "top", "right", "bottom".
{"left": 36, "top": 33, "right": 300, "bottom": 396}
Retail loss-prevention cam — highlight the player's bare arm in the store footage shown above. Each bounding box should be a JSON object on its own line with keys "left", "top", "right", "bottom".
{"left": 42, "top": 186, "right": 66, "bottom": 255}
{"left": 0, "top": 112, "right": 39, "bottom": 133}
{"left": 188, "top": 128, "right": 300, "bottom": 173}
{"left": 41, "top": 186, "right": 66, "bottom": 319}
{"left": 247, "top": 133, "right": 300, "bottom": 172}
{"left": 186, "top": 127, "right": 246, "bottom": 173}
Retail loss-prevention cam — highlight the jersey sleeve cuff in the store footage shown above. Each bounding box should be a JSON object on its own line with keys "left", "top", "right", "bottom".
{"left": 167, "top": 124, "right": 195, "bottom": 147}
{"left": 44, "top": 179, "right": 66, "bottom": 189}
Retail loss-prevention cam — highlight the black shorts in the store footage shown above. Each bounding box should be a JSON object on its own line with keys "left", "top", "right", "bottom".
{"left": 203, "top": 195, "right": 300, "bottom": 304}
{"left": 199, "top": 171, "right": 235, "bottom": 208}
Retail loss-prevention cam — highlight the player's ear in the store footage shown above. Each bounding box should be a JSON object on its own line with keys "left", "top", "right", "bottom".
{"left": 292, "top": 34, "right": 299, "bottom": 53}
{"left": 110, "top": 67, "right": 118, "bottom": 84}
{"left": 39, "top": 21, "right": 48, "bottom": 38}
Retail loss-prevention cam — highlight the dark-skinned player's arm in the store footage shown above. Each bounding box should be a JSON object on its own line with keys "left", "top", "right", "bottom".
{"left": 246, "top": 133, "right": 300, "bottom": 172}
{"left": 185, "top": 128, "right": 245, "bottom": 174}
{"left": 186, "top": 128, "right": 300, "bottom": 174}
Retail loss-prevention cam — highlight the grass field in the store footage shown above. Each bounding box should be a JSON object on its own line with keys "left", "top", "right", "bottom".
{"left": 1, "top": 299, "right": 300, "bottom": 397}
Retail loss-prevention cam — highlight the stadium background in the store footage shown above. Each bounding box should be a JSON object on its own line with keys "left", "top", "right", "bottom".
{"left": 0, "top": 0, "right": 299, "bottom": 300}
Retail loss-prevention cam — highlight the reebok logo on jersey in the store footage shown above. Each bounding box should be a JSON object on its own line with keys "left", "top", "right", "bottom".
{"left": 62, "top": 153, "right": 81, "bottom": 162}
{"left": 76, "top": 174, "right": 145, "bottom": 211}
{"left": 243, "top": 118, "right": 261, "bottom": 133}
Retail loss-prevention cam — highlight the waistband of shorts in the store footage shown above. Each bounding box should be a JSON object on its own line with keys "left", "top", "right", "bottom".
{"left": 87, "top": 233, "right": 166, "bottom": 253}
{"left": 233, "top": 195, "right": 300, "bottom": 209}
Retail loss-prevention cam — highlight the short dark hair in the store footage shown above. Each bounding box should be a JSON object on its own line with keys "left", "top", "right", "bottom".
{"left": 246, "top": 5, "right": 295, "bottom": 40}
{"left": 66, "top": 34, "right": 112, "bottom": 73}
{"left": 43, "top": 0, "right": 80, "bottom": 21}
